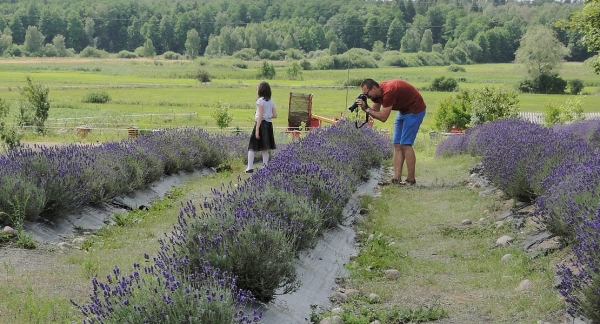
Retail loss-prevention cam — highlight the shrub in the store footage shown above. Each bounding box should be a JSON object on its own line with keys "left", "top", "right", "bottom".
{"left": 233, "top": 48, "right": 258, "bottom": 61}
{"left": 433, "top": 90, "right": 472, "bottom": 131}
{"left": 428, "top": 76, "right": 459, "bottom": 92}
{"left": 79, "top": 46, "right": 109, "bottom": 58}
{"left": 116, "top": 50, "right": 137, "bottom": 59}
{"left": 194, "top": 69, "right": 212, "bottom": 82}
{"left": 518, "top": 73, "right": 567, "bottom": 94}
{"left": 568, "top": 79, "right": 585, "bottom": 95}
{"left": 259, "top": 49, "right": 286, "bottom": 60}
{"left": 470, "top": 86, "right": 519, "bottom": 126}
{"left": 300, "top": 59, "right": 312, "bottom": 70}
{"left": 82, "top": 91, "right": 111, "bottom": 104}
{"left": 543, "top": 96, "right": 584, "bottom": 126}
{"left": 258, "top": 61, "right": 276, "bottom": 79}
{"left": 447, "top": 65, "right": 466, "bottom": 72}
{"left": 232, "top": 61, "right": 248, "bottom": 69}
{"left": 286, "top": 62, "right": 303, "bottom": 80}
{"left": 162, "top": 51, "right": 182, "bottom": 60}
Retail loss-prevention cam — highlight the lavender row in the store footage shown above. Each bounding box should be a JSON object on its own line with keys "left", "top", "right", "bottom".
{"left": 74, "top": 121, "right": 391, "bottom": 323}
{"left": 0, "top": 128, "right": 247, "bottom": 224}
{"left": 435, "top": 119, "right": 600, "bottom": 322}
{"left": 160, "top": 121, "right": 392, "bottom": 303}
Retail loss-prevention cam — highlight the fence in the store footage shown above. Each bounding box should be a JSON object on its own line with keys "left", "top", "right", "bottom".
{"left": 518, "top": 112, "right": 600, "bottom": 125}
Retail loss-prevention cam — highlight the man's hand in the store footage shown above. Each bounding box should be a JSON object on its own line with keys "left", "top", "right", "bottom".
{"left": 357, "top": 98, "right": 368, "bottom": 111}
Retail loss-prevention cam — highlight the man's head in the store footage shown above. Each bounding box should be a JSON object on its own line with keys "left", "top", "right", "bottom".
{"left": 361, "top": 79, "right": 382, "bottom": 101}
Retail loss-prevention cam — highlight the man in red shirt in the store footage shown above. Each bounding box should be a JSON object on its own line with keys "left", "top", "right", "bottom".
{"left": 357, "top": 78, "right": 426, "bottom": 185}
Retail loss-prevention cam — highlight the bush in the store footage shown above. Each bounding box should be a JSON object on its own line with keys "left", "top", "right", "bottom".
{"left": 163, "top": 51, "right": 181, "bottom": 60}
{"left": 447, "top": 65, "right": 466, "bottom": 72}
{"left": 428, "top": 76, "right": 459, "bottom": 92}
{"left": 233, "top": 48, "right": 258, "bottom": 61}
{"left": 259, "top": 49, "right": 286, "bottom": 60}
{"left": 433, "top": 90, "right": 472, "bottom": 131}
{"left": 79, "top": 46, "right": 109, "bottom": 58}
{"left": 470, "top": 86, "right": 520, "bottom": 126}
{"left": 232, "top": 61, "right": 247, "bottom": 69}
{"left": 543, "top": 96, "right": 584, "bottom": 126}
{"left": 194, "top": 69, "right": 212, "bottom": 82}
{"left": 300, "top": 59, "right": 312, "bottom": 70}
{"left": 518, "top": 73, "right": 567, "bottom": 94}
{"left": 116, "top": 50, "right": 137, "bottom": 59}
{"left": 82, "top": 91, "right": 111, "bottom": 104}
{"left": 568, "top": 79, "right": 585, "bottom": 95}
{"left": 258, "top": 61, "right": 276, "bottom": 79}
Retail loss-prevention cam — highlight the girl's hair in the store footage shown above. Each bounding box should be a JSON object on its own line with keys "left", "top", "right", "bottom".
{"left": 257, "top": 81, "right": 272, "bottom": 101}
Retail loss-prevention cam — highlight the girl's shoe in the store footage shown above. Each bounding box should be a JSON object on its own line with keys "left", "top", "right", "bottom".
{"left": 399, "top": 178, "right": 416, "bottom": 185}
{"left": 244, "top": 169, "right": 254, "bottom": 174}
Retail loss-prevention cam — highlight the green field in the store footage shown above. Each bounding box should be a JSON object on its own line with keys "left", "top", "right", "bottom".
{"left": 0, "top": 57, "right": 598, "bottom": 142}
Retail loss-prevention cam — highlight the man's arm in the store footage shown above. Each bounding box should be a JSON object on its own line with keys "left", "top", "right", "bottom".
{"left": 364, "top": 102, "right": 392, "bottom": 122}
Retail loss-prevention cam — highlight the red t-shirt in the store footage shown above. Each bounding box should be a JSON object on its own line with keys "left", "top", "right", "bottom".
{"left": 372, "top": 80, "right": 426, "bottom": 114}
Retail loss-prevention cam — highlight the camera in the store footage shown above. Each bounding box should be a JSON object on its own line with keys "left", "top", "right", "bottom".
{"left": 347, "top": 93, "right": 367, "bottom": 113}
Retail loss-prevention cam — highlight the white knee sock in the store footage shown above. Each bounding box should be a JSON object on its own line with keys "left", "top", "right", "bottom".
{"left": 247, "top": 150, "right": 255, "bottom": 170}
{"left": 262, "top": 151, "right": 269, "bottom": 166}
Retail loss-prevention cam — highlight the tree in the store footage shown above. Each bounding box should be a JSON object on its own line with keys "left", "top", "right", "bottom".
{"left": 39, "top": 8, "right": 66, "bottom": 44}
{"left": 286, "top": 62, "right": 303, "bottom": 80}
{"left": 52, "top": 34, "right": 69, "bottom": 57}
{"left": 386, "top": 18, "right": 405, "bottom": 51}
{"left": 84, "top": 17, "right": 95, "bottom": 47}
{"left": 66, "top": 13, "right": 87, "bottom": 52}
{"left": 557, "top": 0, "right": 600, "bottom": 73}
{"left": 185, "top": 29, "right": 201, "bottom": 58}
{"left": 0, "top": 98, "right": 21, "bottom": 149}
{"left": 515, "top": 25, "right": 569, "bottom": 79}
{"left": 141, "top": 39, "right": 156, "bottom": 58}
{"left": 328, "top": 41, "right": 337, "bottom": 55}
{"left": 400, "top": 28, "right": 420, "bottom": 53}
{"left": 9, "top": 16, "right": 25, "bottom": 45}
{"left": 0, "top": 33, "right": 12, "bottom": 55}
{"left": 24, "top": 26, "right": 45, "bottom": 57}
{"left": 420, "top": 29, "right": 433, "bottom": 52}
{"left": 20, "top": 75, "right": 50, "bottom": 131}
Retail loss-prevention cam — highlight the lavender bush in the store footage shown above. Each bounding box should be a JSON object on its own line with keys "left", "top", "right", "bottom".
{"left": 558, "top": 210, "right": 600, "bottom": 323}
{"left": 73, "top": 254, "right": 261, "bottom": 324}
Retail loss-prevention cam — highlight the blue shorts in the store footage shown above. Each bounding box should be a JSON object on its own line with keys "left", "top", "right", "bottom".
{"left": 393, "top": 110, "right": 426, "bottom": 145}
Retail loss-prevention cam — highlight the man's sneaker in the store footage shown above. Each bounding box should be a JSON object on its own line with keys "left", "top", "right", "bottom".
{"left": 399, "top": 178, "right": 416, "bottom": 185}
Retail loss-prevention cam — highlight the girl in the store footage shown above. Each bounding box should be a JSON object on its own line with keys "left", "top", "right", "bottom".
{"left": 245, "top": 81, "right": 277, "bottom": 173}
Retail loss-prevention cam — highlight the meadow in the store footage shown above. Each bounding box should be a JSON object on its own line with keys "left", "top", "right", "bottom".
{"left": 0, "top": 57, "right": 599, "bottom": 323}
{"left": 0, "top": 57, "right": 598, "bottom": 143}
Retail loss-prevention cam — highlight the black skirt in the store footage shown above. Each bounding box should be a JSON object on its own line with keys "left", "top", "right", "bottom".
{"left": 248, "top": 120, "right": 276, "bottom": 151}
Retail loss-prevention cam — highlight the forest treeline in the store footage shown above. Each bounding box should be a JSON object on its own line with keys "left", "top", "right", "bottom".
{"left": 0, "top": 0, "right": 594, "bottom": 64}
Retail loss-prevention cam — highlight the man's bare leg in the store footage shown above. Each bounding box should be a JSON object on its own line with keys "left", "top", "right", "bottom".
{"left": 402, "top": 144, "right": 416, "bottom": 181}
{"left": 393, "top": 144, "right": 404, "bottom": 181}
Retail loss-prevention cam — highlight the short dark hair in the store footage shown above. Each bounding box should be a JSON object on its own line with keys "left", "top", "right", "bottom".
{"left": 361, "top": 78, "right": 379, "bottom": 89}
{"left": 258, "top": 81, "right": 272, "bottom": 101}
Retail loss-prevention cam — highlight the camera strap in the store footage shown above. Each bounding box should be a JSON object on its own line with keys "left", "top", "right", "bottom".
{"left": 354, "top": 112, "right": 369, "bottom": 128}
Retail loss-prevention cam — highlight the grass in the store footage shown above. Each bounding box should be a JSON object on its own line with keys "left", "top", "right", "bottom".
{"left": 334, "top": 142, "right": 567, "bottom": 324}
{"left": 0, "top": 132, "right": 569, "bottom": 323}
{"left": 0, "top": 58, "right": 598, "bottom": 143}
{"left": 0, "top": 57, "right": 588, "bottom": 322}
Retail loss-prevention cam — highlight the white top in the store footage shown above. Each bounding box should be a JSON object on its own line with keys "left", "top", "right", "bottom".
{"left": 255, "top": 97, "right": 275, "bottom": 122}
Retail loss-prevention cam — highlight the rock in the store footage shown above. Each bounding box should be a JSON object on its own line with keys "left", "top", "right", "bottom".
{"left": 3, "top": 226, "right": 17, "bottom": 236}
{"left": 367, "top": 234, "right": 375, "bottom": 243}
{"left": 72, "top": 237, "right": 86, "bottom": 245}
{"left": 496, "top": 235, "right": 514, "bottom": 246}
{"left": 330, "top": 292, "right": 348, "bottom": 303}
{"left": 461, "top": 219, "right": 472, "bottom": 225}
{"left": 368, "top": 293, "right": 380, "bottom": 302}
{"left": 515, "top": 279, "right": 533, "bottom": 292}
{"left": 370, "top": 321, "right": 381, "bottom": 324}
{"left": 501, "top": 254, "right": 514, "bottom": 263}
{"left": 495, "top": 221, "right": 505, "bottom": 228}
{"left": 331, "top": 308, "right": 343, "bottom": 314}
{"left": 385, "top": 269, "right": 400, "bottom": 280}
{"left": 344, "top": 289, "right": 360, "bottom": 296}
{"left": 57, "top": 242, "right": 73, "bottom": 250}
{"left": 479, "top": 217, "right": 487, "bottom": 223}
{"left": 320, "top": 316, "right": 342, "bottom": 324}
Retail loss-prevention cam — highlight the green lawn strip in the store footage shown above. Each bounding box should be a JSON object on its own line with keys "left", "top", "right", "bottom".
{"left": 0, "top": 170, "right": 241, "bottom": 323}
{"left": 336, "top": 152, "right": 566, "bottom": 324}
